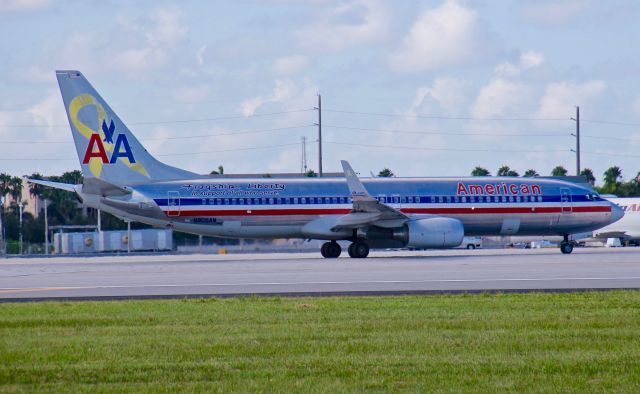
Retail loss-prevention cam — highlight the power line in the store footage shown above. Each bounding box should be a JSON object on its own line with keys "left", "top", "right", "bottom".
{"left": 0, "top": 124, "right": 314, "bottom": 144}
{"left": 323, "top": 109, "right": 569, "bottom": 122}
{"left": 0, "top": 142, "right": 302, "bottom": 161}
{"left": 0, "top": 108, "right": 315, "bottom": 128}
{"left": 581, "top": 119, "right": 640, "bottom": 127}
{"left": 324, "top": 124, "right": 569, "bottom": 137}
{"left": 324, "top": 141, "right": 569, "bottom": 154}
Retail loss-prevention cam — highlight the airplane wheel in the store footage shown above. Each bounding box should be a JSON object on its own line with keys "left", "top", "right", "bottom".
{"left": 466, "top": 244, "right": 475, "bottom": 250}
{"left": 560, "top": 242, "right": 573, "bottom": 254}
{"left": 320, "top": 242, "right": 329, "bottom": 258}
{"left": 321, "top": 241, "right": 341, "bottom": 258}
{"left": 349, "top": 242, "right": 369, "bottom": 258}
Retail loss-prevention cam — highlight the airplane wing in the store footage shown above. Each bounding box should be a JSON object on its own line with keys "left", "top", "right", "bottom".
{"left": 333, "top": 161, "right": 408, "bottom": 229}
{"left": 593, "top": 230, "right": 628, "bottom": 239}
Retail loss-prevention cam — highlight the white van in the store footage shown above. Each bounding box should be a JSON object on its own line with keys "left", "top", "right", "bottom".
{"left": 458, "top": 237, "right": 482, "bottom": 249}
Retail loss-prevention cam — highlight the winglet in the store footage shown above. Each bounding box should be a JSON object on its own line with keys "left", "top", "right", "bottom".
{"left": 341, "top": 160, "right": 373, "bottom": 199}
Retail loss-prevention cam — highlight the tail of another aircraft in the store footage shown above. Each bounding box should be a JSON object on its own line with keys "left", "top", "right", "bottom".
{"left": 56, "top": 70, "right": 202, "bottom": 186}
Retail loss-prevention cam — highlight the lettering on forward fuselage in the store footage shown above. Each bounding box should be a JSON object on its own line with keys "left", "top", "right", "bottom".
{"left": 456, "top": 182, "right": 541, "bottom": 196}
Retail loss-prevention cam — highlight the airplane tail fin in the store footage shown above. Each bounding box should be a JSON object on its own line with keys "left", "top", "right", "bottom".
{"left": 56, "top": 70, "right": 202, "bottom": 186}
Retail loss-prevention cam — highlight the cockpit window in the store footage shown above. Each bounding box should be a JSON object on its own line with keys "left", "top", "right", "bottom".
{"left": 586, "top": 192, "right": 602, "bottom": 201}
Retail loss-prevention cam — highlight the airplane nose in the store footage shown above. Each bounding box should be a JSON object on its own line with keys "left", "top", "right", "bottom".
{"left": 610, "top": 203, "right": 624, "bottom": 223}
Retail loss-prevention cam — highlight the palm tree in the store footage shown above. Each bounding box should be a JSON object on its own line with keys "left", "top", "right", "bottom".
{"left": 8, "top": 176, "right": 23, "bottom": 203}
{"left": 497, "top": 165, "right": 518, "bottom": 177}
{"left": 27, "top": 172, "right": 46, "bottom": 200}
{"left": 603, "top": 166, "right": 622, "bottom": 187}
{"left": 523, "top": 169, "right": 539, "bottom": 177}
{"left": 551, "top": 166, "right": 568, "bottom": 176}
{"left": 580, "top": 168, "right": 596, "bottom": 186}
{"left": 471, "top": 167, "right": 490, "bottom": 176}
{"left": 0, "top": 173, "right": 11, "bottom": 208}
{"left": 377, "top": 168, "right": 394, "bottom": 177}
{"left": 210, "top": 165, "right": 224, "bottom": 175}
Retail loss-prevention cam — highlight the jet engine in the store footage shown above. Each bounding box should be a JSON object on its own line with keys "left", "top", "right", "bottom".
{"left": 393, "top": 217, "right": 464, "bottom": 249}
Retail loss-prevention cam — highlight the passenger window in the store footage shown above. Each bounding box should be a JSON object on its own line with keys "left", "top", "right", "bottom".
{"left": 301, "top": 197, "right": 306, "bottom": 204}
{"left": 454, "top": 196, "right": 459, "bottom": 203}
{"left": 538, "top": 196, "right": 543, "bottom": 202}
{"left": 509, "top": 196, "right": 513, "bottom": 202}
{"left": 430, "top": 196, "right": 436, "bottom": 203}
{"left": 269, "top": 198, "right": 274, "bottom": 204}
{"left": 224, "top": 199, "right": 229, "bottom": 205}
{"left": 325, "top": 197, "right": 330, "bottom": 204}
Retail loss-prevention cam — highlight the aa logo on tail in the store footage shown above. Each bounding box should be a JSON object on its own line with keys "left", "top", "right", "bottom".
{"left": 82, "top": 119, "right": 136, "bottom": 164}
{"left": 69, "top": 94, "right": 149, "bottom": 178}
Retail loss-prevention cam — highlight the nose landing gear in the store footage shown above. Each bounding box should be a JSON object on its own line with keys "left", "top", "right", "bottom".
{"left": 560, "top": 235, "right": 574, "bottom": 254}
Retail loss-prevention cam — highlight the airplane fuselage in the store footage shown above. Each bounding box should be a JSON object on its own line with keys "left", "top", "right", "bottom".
{"left": 83, "top": 176, "right": 619, "bottom": 243}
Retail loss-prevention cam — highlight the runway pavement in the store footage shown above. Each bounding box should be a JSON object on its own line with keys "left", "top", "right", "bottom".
{"left": 2, "top": 248, "right": 640, "bottom": 301}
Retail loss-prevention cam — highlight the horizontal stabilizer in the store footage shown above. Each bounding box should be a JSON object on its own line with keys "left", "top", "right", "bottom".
{"left": 26, "top": 178, "right": 77, "bottom": 193}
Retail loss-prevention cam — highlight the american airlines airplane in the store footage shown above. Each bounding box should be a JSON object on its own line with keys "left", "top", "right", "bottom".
{"left": 593, "top": 198, "right": 640, "bottom": 243}
{"left": 28, "top": 70, "right": 624, "bottom": 258}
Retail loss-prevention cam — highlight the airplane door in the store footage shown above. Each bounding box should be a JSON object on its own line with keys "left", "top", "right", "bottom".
{"left": 560, "top": 188, "right": 572, "bottom": 214}
{"left": 167, "top": 191, "right": 180, "bottom": 217}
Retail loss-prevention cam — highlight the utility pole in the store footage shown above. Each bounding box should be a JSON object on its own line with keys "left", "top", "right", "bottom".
{"left": 571, "top": 106, "right": 581, "bottom": 176}
{"left": 0, "top": 197, "right": 4, "bottom": 257}
{"left": 19, "top": 202, "right": 24, "bottom": 255}
{"left": 314, "top": 94, "right": 323, "bottom": 177}
{"left": 44, "top": 199, "right": 49, "bottom": 255}
{"left": 301, "top": 136, "right": 308, "bottom": 174}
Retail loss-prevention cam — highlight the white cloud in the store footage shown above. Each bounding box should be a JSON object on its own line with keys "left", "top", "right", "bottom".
{"left": 536, "top": 80, "right": 606, "bottom": 119}
{"left": 296, "top": 0, "right": 389, "bottom": 52}
{"left": 0, "top": 0, "right": 51, "bottom": 13}
{"left": 145, "top": 6, "right": 188, "bottom": 47}
{"left": 521, "top": 0, "right": 592, "bottom": 26}
{"left": 632, "top": 96, "right": 640, "bottom": 115}
{"left": 407, "top": 77, "right": 470, "bottom": 116}
{"left": 389, "top": 0, "right": 496, "bottom": 73}
{"left": 495, "top": 50, "right": 544, "bottom": 78}
{"left": 196, "top": 45, "right": 207, "bottom": 66}
{"left": 238, "top": 79, "right": 298, "bottom": 116}
{"left": 174, "top": 85, "right": 210, "bottom": 104}
{"left": 272, "top": 55, "right": 310, "bottom": 76}
{"left": 471, "top": 78, "right": 532, "bottom": 118}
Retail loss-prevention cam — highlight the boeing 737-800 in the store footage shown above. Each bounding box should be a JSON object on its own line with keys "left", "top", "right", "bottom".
{"left": 27, "top": 70, "right": 624, "bottom": 258}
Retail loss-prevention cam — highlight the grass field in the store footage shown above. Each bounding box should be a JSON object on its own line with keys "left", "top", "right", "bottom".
{"left": 1, "top": 291, "right": 640, "bottom": 393}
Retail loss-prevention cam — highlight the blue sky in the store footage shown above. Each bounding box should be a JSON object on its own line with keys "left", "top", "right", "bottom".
{"left": 1, "top": 0, "right": 640, "bottom": 184}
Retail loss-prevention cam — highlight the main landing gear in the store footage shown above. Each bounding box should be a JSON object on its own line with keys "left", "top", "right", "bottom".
{"left": 348, "top": 241, "right": 369, "bottom": 258}
{"left": 320, "top": 241, "right": 342, "bottom": 258}
{"left": 320, "top": 241, "right": 370, "bottom": 258}
{"left": 560, "top": 235, "right": 574, "bottom": 254}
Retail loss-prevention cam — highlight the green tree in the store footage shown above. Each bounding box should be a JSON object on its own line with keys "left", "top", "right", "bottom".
{"left": 580, "top": 168, "right": 596, "bottom": 186}
{"left": 551, "top": 166, "right": 568, "bottom": 177}
{"left": 8, "top": 176, "right": 23, "bottom": 203}
{"left": 497, "top": 166, "right": 518, "bottom": 177}
{"left": 304, "top": 170, "right": 318, "bottom": 177}
{"left": 471, "top": 167, "right": 490, "bottom": 176}
{"left": 603, "top": 166, "right": 622, "bottom": 186}
{"left": 602, "top": 166, "right": 622, "bottom": 194}
{"left": 27, "top": 173, "right": 46, "bottom": 200}
{"left": 377, "top": 168, "right": 394, "bottom": 177}
{"left": 0, "top": 172, "right": 11, "bottom": 207}
{"left": 523, "top": 169, "right": 539, "bottom": 177}
{"left": 210, "top": 165, "right": 224, "bottom": 175}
